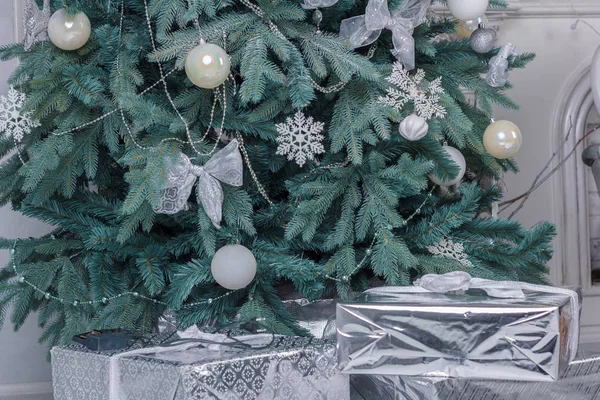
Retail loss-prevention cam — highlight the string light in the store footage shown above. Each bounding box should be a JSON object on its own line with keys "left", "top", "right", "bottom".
{"left": 9, "top": 240, "right": 237, "bottom": 309}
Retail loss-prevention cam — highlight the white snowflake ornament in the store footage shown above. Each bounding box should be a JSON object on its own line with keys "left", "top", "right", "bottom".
{"left": 0, "top": 86, "right": 40, "bottom": 143}
{"left": 379, "top": 62, "right": 447, "bottom": 120}
{"left": 276, "top": 111, "right": 325, "bottom": 167}
{"left": 427, "top": 238, "right": 472, "bottom": 268}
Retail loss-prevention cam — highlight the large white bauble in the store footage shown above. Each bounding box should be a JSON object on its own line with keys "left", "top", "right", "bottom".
{"left": 483, "top": 120, "right": 522, "bottom": 159}
{"left": 592, "top": 44, "right": 600, "bottom": 115}
{"left": 48, "top": 9, "right": 91, "bottom": 51}
{"left": 399, "top": 114, "right": 429, "bottom": 141}
{"left": 447, "top": 0, "right": 489, "bottom": 21}
{"left": 211, "top": 245, "right": 257, "bottom": 290}
{"left": 185, "top": 43, "right": 231, "bottom": 89}
{"left": 429, "top": 146, "right": 466, "bottom": 187}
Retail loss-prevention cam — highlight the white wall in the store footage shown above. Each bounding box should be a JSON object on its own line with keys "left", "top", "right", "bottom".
{"left": 493, "top": 11, "right": 600, "bottom": 276}
{"left": 0, "top": 1, "right": 53, "bottom": 392}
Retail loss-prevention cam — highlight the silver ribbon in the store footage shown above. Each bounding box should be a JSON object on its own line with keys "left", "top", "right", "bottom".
{"left": 154, "top": 140, "right": 243, "bottom": 229}
{"left": 339, "top": 0, "right": 431, "bottom": 70}
{"left": 486, "top": 43, "right": 517, "bottom": 88}
{"left": 368, "top": 271, "right": 580, "bottom": 362}
{"left": 23, "top": 0, "right": 51, "bottom": 51}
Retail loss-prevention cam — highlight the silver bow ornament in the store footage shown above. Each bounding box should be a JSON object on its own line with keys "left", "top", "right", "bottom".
{"left": 486, "top": 42, "right": 517, "bottom": 87}
{"left": 23, "top": 0, "right": 51, "bottom": 51}
{"left": 153, "top": 139, "right": 243, "bottom": 228}
{"left": 339, "top": 0, "right": 431, "bottom": 70}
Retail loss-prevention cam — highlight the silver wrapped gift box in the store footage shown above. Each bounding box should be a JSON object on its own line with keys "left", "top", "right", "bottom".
{"left": 52, "top": 332, "right": 349, "bottom": 400}
{"left": 349, "top": 349, "right": 600, "bottom": 400}
{"left": 337, "top": 272, "right": 581, "bottom": 381}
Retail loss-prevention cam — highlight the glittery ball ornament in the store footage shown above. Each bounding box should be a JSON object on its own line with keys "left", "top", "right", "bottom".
{"left": 47, "top": 9, "right": 91, "bottom": 51}
{"left": 211, "top": 245, "right": 257, "bottom": 290}
{"left": 429, "top": 146, "right": 466, "bottom": 187}
{"left": 185, "top": 43, "right": 231, "bottom": 89}
{"left": 483, "top": 120, "right": 522, "bottom": 159}
{"left": 448, "top": 0, "right": 489, "bottom": 21}
{"left": 470, "top": 27, "right": 496, "bottom": 53}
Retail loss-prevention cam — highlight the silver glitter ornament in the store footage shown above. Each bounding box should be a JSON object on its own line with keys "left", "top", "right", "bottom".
{"left": 23, "top": 0, "right": 51, "bottom": 51}
{"left": 470, "top": 27, "right": 496, "bottom": 54}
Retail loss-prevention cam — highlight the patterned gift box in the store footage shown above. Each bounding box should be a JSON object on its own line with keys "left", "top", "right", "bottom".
{"left": 51, "top": 333, "right": 349, "bottom": 400}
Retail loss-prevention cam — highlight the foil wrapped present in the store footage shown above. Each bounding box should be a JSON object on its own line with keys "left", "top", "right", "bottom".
{"left": 349, "top": 349, "right": 600, "bottom": 400}
{"left": 52, "top": 332, "right": 349, "bottom": 400}
{"left": 337, "top": 272, "right": 581, "bottom": 381}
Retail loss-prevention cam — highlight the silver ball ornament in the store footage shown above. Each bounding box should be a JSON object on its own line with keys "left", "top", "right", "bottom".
{"left": 399, "top": 114, "right": 429, "bottom": 141}
{"left": 483, "top": 120, "right": 522, "bottom": 159}
{"left": 211, "top": 244, "right": 257, "bottom": 290}
{"left": 470, "top": 28, "right": 496, "bottom": 54}
{"left": 185, "top": 43, "right": 231, "bottom": 89}
{"left": 48, "top": 9, "right": 91, "bottom": 51}
{"left": 429, "top": 146, "right": 466, "bottom": 187}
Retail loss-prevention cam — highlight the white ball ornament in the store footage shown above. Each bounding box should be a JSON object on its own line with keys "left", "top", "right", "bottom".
{"left": 399, "top": 114, "right": 429, "bottom": 141}
{"left": 447, "top": 0, "right": 489, "bottom": 22}
{"left": 48, "top": 9, "right": 91, "bottom": 51}
{"left": 210, "top": 245, "right": 257, "bottom": 290}
{"left": 429, "top": 146, "right": 466, "bottom": 187}
{"left": 483, "top": 120, "right": 522, "bottom": 159}
{"left": 185, "top": 43, "right": 231, "bottom": 89}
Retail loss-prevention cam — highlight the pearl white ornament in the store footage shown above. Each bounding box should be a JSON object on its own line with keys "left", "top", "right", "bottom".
{"left": 211, "top": 244, "right": 257, "bottom": 290}
{"left": 483, "top": 120, "right": 522, "bottom": 159}
{"left": 185, "top": 43, "right": 231, "bottom": 89}
{"left": 447, "top": 0, "right": 489, "bottom": 22}
{"left": 429, "top": 146, "right": 466, "bottom": 187}
{"left": 399, "top": 114, "right": 429, "bottom": 141}
{"left": 47, "top": 9, "right": 91, "bottom": 51}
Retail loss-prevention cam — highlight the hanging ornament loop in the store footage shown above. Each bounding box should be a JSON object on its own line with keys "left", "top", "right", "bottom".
{"left": 339, "top": 0, "right": 431, "bottom": 70}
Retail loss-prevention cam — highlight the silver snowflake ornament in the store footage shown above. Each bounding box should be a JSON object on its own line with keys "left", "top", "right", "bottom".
{"left": 427, "top": 238, "right": 473, "bottom": 268}
{"left": 276, "top": 111, "right": 325, "bottom": 167}
{"left": 23, "top": 0, "right": 51, "bottom": 51}
{"left": 379, "top": 62, "right": 447, "bottom": 120}
{"left": 0, "top": 86, "right": 40, "bottom": 143}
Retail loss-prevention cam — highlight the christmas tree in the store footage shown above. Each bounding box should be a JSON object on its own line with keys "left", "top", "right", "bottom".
{"left": 0, "top": 0, "right": 554, "bottom": 349}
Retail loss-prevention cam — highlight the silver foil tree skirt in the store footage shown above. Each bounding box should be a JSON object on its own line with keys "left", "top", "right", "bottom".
{"left": 349, "top": 350, "right": 600, "bottom": 400}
